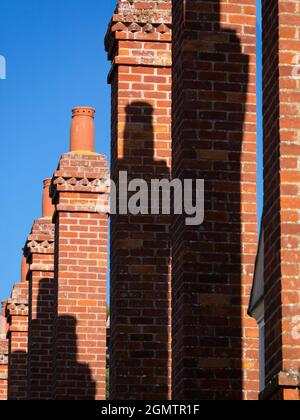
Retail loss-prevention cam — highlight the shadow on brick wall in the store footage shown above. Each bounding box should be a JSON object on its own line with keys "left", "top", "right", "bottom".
{"left": 261, "top": 0, "right": 283, "bottom": 386}
{"left": 171, "top": 0, "right": 254, "bottom": 400}
{"left": 8, "top": 277, "right": 96, "bottom": 400}
{"left": 110, "top": 102, "right": 171, "bottom": 399}
{"left": 27, "top": 277, "right": 54, "bottom": 399}
{"left": 53, "top": 315, "right": 96, "bottom": 400}
{"left": 28, "top": 278, "right": 96, "bottom": 400}
{"left": 8, "top": 351, "right": 28, "bottom": 400}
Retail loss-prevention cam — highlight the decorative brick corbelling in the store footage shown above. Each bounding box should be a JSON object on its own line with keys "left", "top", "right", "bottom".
{"left": 106, "top": 17, "right": 172, "bottom": 51}
{"left": 105, "top": 0, "right": 172, "bottom": 82}
{"left": 53, "top": 176, "right": 109, "bottom": 193}
{"left": 25, "top": 239, "right": 54, "bottom": 257}
{"left": 51, "top": 153, "right": 110, "bottom": 215}
{"left": 6, "top": 285, "right": 29, "bottom": 321}
{"left": 24, "top": 218, "right": 55, "bottom": 260}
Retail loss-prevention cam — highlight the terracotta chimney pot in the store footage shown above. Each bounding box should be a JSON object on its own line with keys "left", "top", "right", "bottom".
{"left": 21, "top": 255, "right": 28, "bottom": 283}
{"left": 42, "top": 178, "right": 54, "bottom": 218}
{"left": 70, "top": 106, "right": 96, "bottom": 153}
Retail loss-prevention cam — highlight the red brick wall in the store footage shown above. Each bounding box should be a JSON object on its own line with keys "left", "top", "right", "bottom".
{"left": 106, "top": 0, "right": 172, "bottom": 400}
{"left": 51, "top": 151, "right": 109, "bottom": 400}
{"left": 0, "top": 303, "right": 8, "bottom": 400}
{"left": 6, "top": 283, "right": 29, "bottom": 400}
{"left": 171, "top": 0, "right": 258, "bottom": 400}
{"left": 262, "top": 0, "right": 300, "bottom": 400}
{"left": 25, "top": 217, "right": 54, "bottom": 400}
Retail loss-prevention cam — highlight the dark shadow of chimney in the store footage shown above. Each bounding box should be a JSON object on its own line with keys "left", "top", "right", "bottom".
{"left": 171, "top": 0, "right": 252, "bottom": 400}
{"left": 53, "top": 315, "right": 96, "bottom": 400}
{"left": 110, "top": 101, "right": 171, "bottom": 399}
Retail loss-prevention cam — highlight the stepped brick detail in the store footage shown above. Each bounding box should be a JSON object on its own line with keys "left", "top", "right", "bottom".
{"left": 106, "top": 0, "right": 172, "bottom": 400}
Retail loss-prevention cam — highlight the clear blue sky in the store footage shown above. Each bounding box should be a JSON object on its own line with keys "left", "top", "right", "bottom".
{"left": 0, "top": 0, "right": 116, "bottom": 300}
{"left": 0, "top": 0, "right": 263, "bottom": 302}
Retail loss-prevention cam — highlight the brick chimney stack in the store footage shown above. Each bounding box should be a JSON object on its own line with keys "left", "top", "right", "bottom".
{"left": 24, "top": 179, "right": 55, "bottom": 400}
{"left": 70, "top": 107, "right": 95, "bottom": 153}
{"left": 106, "top": 0, "right": 172, "bottom": 400}
{"left": 171, "top": 0, "right": 258, "bottom": 400}
{"left": 51, "top": 107, "right": 109, "bottom": 400}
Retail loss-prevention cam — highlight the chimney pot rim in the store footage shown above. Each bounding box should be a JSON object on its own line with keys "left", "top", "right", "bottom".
{"left": 72, "top": 106, "right": 96, "bottom": 117}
